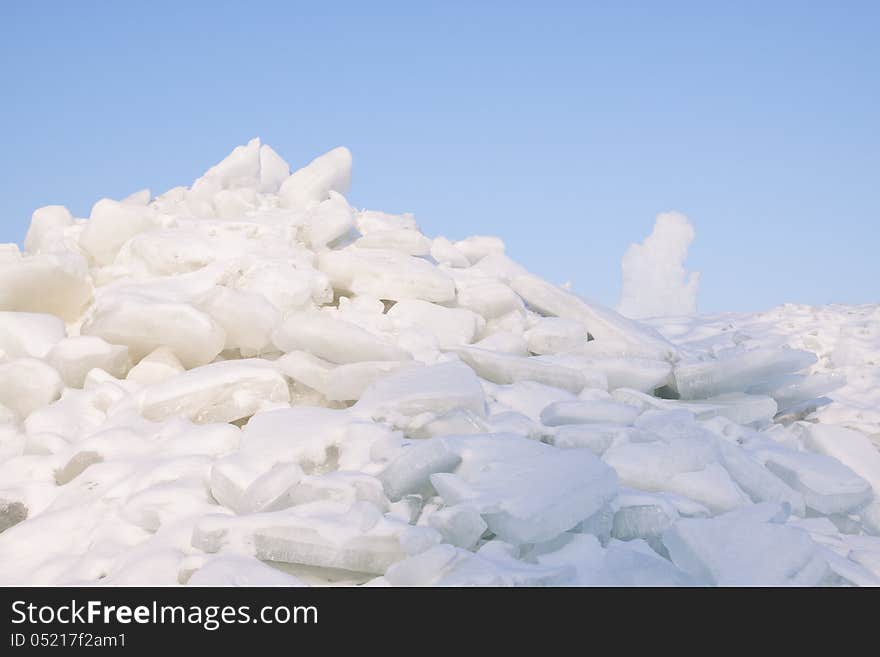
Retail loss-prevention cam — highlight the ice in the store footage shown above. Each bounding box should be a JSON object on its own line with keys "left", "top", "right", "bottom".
{"left": 618, "top": 212, "right": 700, "bottom": 319}
{"left": 756, "top": 446, "right": 873, "bottom": 515}
{"left": 454, "top": 235, "right": 505, "bottom": 264}
{"left": 672, "top": 347, "right": 818, "bottom": 399}
{"left": 603, "top": 439, "right": 748, "bottom": 513}
{"left": 302, "top": 192, "right": 356, "bottom": 249}
{"left": 427, "top": 505, "right": 487, "bottom": 550}
{"left": 79, "top": 198, "right": 156, "bottom": 266}
{"left": 112, "top": 359, "right": 290, "bottom": 424}
{"left": 593, "top": 358, "right": 673, "bottom": 393}
{"left": 378, "top": 439, "right": 462, "bottom": 502}
{"left": 0, "top": 252, "right": 92, "bottom": 321}
{"left": 387, "top": 300, "right": 483, "bottom": 349}
{"left": 196, "top": 286, "right": 279, "bottom": 356}
{"left": 47, "top": 337, "right": 131, "bottom": 388}
{"left": 431, "top": 439, "right": 618, "bottom": 544}
{"left": 279, "top": 146, "right": 352, "bottom": 210}
{"left": 662, "top": 509, "right": 827, "bottom": 585}
{"left": 712, "top": 437, "right": 806, "bottom": 516}
{"left": 803, "top": 424, "right": 880, "bottom": 494}
{"left": 0, "top": 311, "right": 66, "bottom": 359}
{"left": 2, "top": 140, "right": 878, "bottom": 586}
{"left": 125, "top": 347, "right": 185, "bottom": 386}
{"left": 524, "top": 318, "right": 587, "bottom": 354}
{"left": 354, "top": 360, "right": 486, "bottom": 422}
{"left": 259, "top": 144, "right": 291, "bottom": 194}
{"left": 289, "top": 472, "right": 388, "bottom": 510}
{"left": 0, "top": 358, "right": 63, "bottom": 419}
{"left": 550, "top": 424, "right": 639, "bottom": 455}
{"left": 318, "top": 247, "right": 456, "bottom": 303}
{"left": 385, "top": 542, "right": 571, "bottom": 586}
{"left": 454, "top": 346, "right": 588, "bottom": 393}
{"left": 509, "top": 273, "right": 678, "bottom": 361}
{"left": 24, "top": 205, "right": 74, "bottom": 254}
{"left": 540, "top": 400, "right": 641, "bottom": 427}
{"left": 356, "top": 228, "right": 432, "bottom": 256}
{"left": 430, "top": 237, "right": 470, "bottom": 267}
{"left": 82, "top": 294, "right": 226, "bottom": 369}
{"left": 454, "top": 279, "right": 523, "bottom": 319}
{"left": 273, "top": 310, "right": 410, "bottom": 364}
{"left": 187, "top": 554, "right": 305, "bottom": 586}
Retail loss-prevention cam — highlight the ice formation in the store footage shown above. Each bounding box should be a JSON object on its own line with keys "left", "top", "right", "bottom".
{"left": 0, "top": 140, "right": 878, "bottom": 587}
{"left": 618, "top": 211, "right": 700, "bottom": 319}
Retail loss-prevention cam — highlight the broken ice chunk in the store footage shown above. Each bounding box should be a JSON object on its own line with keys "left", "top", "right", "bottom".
{"left": 356, "top": 228, "right": 432, "bottom": 256}
{"left": 540, "top": 400, "right": 641, "bottom": 427}
{"left": 279, "top": 146, "right": 352, "bottom": 210}
{"left": 0, "top": 252, "right": 92, "bottom": 322}
{"left": 431, "top": 441, "right": 617, "bottom": 544}
{"left": 237, "top": 463, "right": 304, "bottom": 515}
{"left": 82, "top": 294, "right": 225, "bottom": 369}
{"left": 354, "top": 360, "right": 486, "bottom": 422}
{"left": 662, "top": 511, "right": 827, "bottom": 585}
{"left": 0, "top": 311, "right": 67, "bottom": 359}
{"left": 79, "top": 198, "right": 156, "bottom": 266}
{"left": 47, "top": 336, "right": 131, "bottom": 388}
{"left": 712, "top": 438, "right": 806, "bottom": 516}
{"left": 378, "top": 439, "right": 462, "bottom": 502}
{"left": 508, "top": 273, "right": 678, "bottom": 361}
{"left": 672, "top": 347, "right": 817, "bottom": 400}
{"left": 187, "top": 554, "right": 306, "bottom": 586}
{"left": 756, "top": 446, "right": 872, "bottom": 515}
{"left": 113, "top": 359, "right": 290, "bottom": 424}
{"left": 454, "top": 346, "right": 588, "bottom": 393}
{"left": 803, "top": 424, "right": 880, "bottom": 495}
{"left": 387, "top": 299, "right": 483, "bottom": 349}
{"left": 318, "top": 247, "right": 456, "bottom": 303}
{"left": 549, "top": 424, "right": 642, "bottom": 455}
{"left": 272, "top": 310, "right": 410, "bottom": 364}
{"left": 427, "top": 504, "right": 487, "bottom": 549}
{"left": 524, "top": 318, "right": 587, "bottom": 355}
{"left": 0, "top": 358, "right": 63, "bottom": 419}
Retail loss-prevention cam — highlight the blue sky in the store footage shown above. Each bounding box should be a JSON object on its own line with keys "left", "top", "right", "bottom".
{"left": 1, "top": 1, "right": 877, "bottom": 312}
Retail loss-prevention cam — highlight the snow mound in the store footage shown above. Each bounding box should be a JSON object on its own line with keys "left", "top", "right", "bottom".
{"left": 0, "top": 140, "right": 878, "bottom": 587}
{"left": 618, "top": 212, "right": 700, "bottom": 319}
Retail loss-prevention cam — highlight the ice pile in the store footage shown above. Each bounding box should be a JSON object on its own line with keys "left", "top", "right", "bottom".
{"left": 1, "top": 139, "right": 879, "bottom": 587}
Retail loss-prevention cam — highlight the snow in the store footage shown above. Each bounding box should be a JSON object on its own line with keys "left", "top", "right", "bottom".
{"left": 618, "top": 212, "right": 700, "bottom": 319}
{"left": 0, "top": 139, "right": 878, "bottom": 587}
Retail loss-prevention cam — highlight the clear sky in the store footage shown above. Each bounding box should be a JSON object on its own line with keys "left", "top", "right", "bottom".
{"left": 1, "top": 1, "right": 877, "bottom": 313}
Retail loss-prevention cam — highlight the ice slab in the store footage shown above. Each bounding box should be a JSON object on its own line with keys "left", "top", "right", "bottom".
{"left": 319, "top": 247, "right": 456, "bottom": 303}
{"left": 509, "top": 273, "right": 678, "bottom": 361}
{"left": 387, "top": 299, "right": 483, "bottom": 349}
{"left": 431, "top": 439, "right": 617, "bottom": 544}
{"left": 113, "top": 359, "right": 290, "bottom": 424}
{"left": 82, "top": 294, "right": 226, "bottom": 369}
{"left": 279, "top": 146, "right": 352, "bottom": 210}
{"left": 47, "top": 337, "right": 131, "bottom": 388}
{"left": 756, "top": 446, "right": 872, "bottom": 515}
{"left": 540, "top": 400, "right": 641, "bottom": 427}
{"left": 378, "top": 439, "right": 462, "bottom": 502}
{"left": 273, "top": 310, "right": 410, "bottom": 364}
{"left": 454, "top": 346, "right": 588, "bottom": 393}
{"left": 353, "top": 361, "right": 486, "bottom": 422}
{"left": 673, "top": 347, "right": 817, "bottom": 400}
{"left": 0, "top": 358, "right": 63, "bottom": 419}
{"left": 0, "top": 252, "right": 92, "bottom": 322}
{"left": 0, "top": 312, "right": 66, "bottom": 359}
{"left": 662, "top": 510, "right": 827, "bottom": 585}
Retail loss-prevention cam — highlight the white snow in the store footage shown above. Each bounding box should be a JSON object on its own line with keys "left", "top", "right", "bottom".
{"left": 0, "top": 140, "right": 877, "bottom": 587}
{"left": 618, "top": 211, "right": 700, "bottom": 319}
